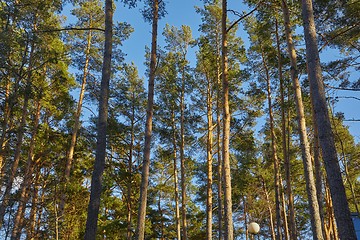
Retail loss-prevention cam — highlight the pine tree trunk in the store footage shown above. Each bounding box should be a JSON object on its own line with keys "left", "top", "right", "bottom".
{"left": 11, "top": 100, "right": 41, "bottom": 240}
{"left": 60, "top": 28, "right": 93, "bottom": 216}
{"left": 281, "top": 1, "right": 324, "bottom": 238}
{"left": 0, "top": 41, "right": 34, "bottom": 227}
{"left": 135, "top": 0, "right": 158, "bottom": 239}
{"left": 171, "top": 111, "right": 182, "bottom": 240}
{"left": 206, "top": 78, "right": 213, "bottom": 240}
{"left": 127, "top": 102, "right": 135, "bottom": 240}
{"left": 275, "top": 15, "right": 296, "bottom": 240}
{"left": 180, "top": 64, "right": 188, "bottom": 240}
{"left": 84, "top": 0, "right": 113, "bottom": 238}
{"left": 260, "top": 45, "right": 283, "bottom": 240}
{"left": 216, "top": 31, "right": 223, "bottom": 240}
{"left": 260, "top": 176, "right": 276, "bottom": 240}
{"left": 0, "top": 77, "right": 11, "bottom": 181}
{"left": 27, "top": 171, "right": 40, "bottom": 240}
{"left": 300, "top": 0, "right": 357, "bottom": 239}
{"left": 221, "top": 1, "right": 234, "bottom": 239}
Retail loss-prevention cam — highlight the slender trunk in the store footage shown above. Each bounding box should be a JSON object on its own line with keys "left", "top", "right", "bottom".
{"left": 171, "top": 111, "right": 181, "bottom": 240}
{"left": 206, "top": 78, "right": 213, "bottom": 240}
{"left": 27, "top": 171, "right": 41, "bottom": 240}
{"left": 300, "top": 0, "right": 357, "bottom": 239}
{"left": 275, "top": 14, "right": 297, "bottom": 240}
{"left": 60, "top": 28, "right": 93, "bottom": 216}
{"left": 0, "top": 77, "right": 11, "bottom": 180}
{"left": 260, "top": 45, "right": 282, "bottom": 240}
{"left": 180, "top": 64, "right": 187, "bottom": 240}
{"left": 261, "top": 176, "right": 276, "bottom": 240}
{"left": 216, "top": 32, "right": 223, "bottom": 240}
{"left": 135, "top": 1, "right": 158, "bottom": 239}
{"left": 313, "top": 109, "right": 326, "bottom": 238}
{"left": 11, "top": 100, "right": 41, "bottom": 240}
{"left": 281, "top": 1, "right": 324, "bottom": 238}
{"left": 221, "top": 1, "right": 234, "bottom": 239}
{"left": 84, "top": 0, "right": 113, "bottom": 238}
{"left": 0, "top": 39, "right": 35, "bottom": 227}
{"left": 127, "top": 102, "right": 136, "bottom": 240}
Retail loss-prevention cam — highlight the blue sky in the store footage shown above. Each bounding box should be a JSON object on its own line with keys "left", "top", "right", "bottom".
{"left": 64, "top": 0, "right": 360, "bottom": 142}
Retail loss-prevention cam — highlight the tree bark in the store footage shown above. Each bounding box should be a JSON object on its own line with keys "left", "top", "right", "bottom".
{"left": 221, "top": 1, "right": 234, "bottom": 239}
{"left": 300, "top": 0, "right": 357, "bottom": 239}
{"left": 281, "top": 1, "right": 324, "bottom": 238}
{"left": 275, "top": 16, "right": 295, "bottom": 240}
{"left": 206, "top": 75, "right": 214, "bottom": 240}
{"left": 11, "top": 100, "right": 41, "bottom": 240}
{"left": 171, "top": 111, "right": 181, "bottom": 240}
{"left": 60, "top": 27, "right": 93, "bottom": 216}
{"left": 135, "top": 0, "right": 158, "bottom": 239}
{"left": 260, "top": 44, "right": 283, "bottom": 240}
{"left": 84, "top": 0, "right": 113, "bottom": 238}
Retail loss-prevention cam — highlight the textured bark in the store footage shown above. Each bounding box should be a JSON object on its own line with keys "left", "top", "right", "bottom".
{"left": 300, "top": 0, "right": 357, "bottom": 239}
{"left": 84, "top": 0, "right": 113, "bottom": 238}
{"left": 275, "top": 16, "right": 294, "bottom": 240}
{"left": 260, "top": 45, "right": 283, "bottom": 240}
{"left": 221, "top": 1, "right": 234, "bottom": 239}
{"left": 206, "top": 77, "right": 213, "bottom": 240}
{"left": 281, "top": 1, "right": 324, "bottom": 238}
{"left": 135, "top": 1, "right": 158, "bottom": 239}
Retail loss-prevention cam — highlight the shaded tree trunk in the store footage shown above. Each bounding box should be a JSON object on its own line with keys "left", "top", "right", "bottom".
{"left": 11, "top": 100, "right": 41, "bottom": 240}
{"left": 300, "top": 0, "right": 357, "bottom": 239}
{"left": 221, "top": 0, "right": 234, "bottom": 239}
{"left": 135, "top": 0, "right": 159, "bottom": 239}
{"left": 84, "top": 0, "right": 113, "bottom": 238}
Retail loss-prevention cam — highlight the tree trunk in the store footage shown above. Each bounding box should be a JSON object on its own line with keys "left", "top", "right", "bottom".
{"left": 300, "top": 0, "right": 357, "bottom": 239}
{"left": 27, "top": 170, "right": 41, "bottom": 240}
{"left": 221, "top": 1, "right": 234, "bottom": 239}
{"left": 127, "top": 98, "right": 136, "bottom": 240}
{"left": 180, "top": 60, "right": 188, "bottom": 240}
{"left": 60, "top": 27, "right": 93, "bottom": 216}
{"left": 0, "top": 40, "right": 34, "bottom": 228}
{"left": 171, "top": 111, "right": 181, "bottom": 240}
{"left": 84, "top": 0, "right": 113, "bottom": 238}
{"left": 135, "top": 0, "right": 158, "bottom": 239}
{"left": 11, "top": 100, "right": 41, "bottom": 240}
{"left": 206, "top": 76, "right": 213, "bottom": 240}
{"left": 281, "top": 1, "right": 324, "bottom": 238}
{"left": 260, "top": 176, "right": 276, "bottom": 240}
{"left": 260, "top": 45, "right": 283, "bottom": 240}
{"left": 275, "top": 14, "right": 296, "bottom": 240}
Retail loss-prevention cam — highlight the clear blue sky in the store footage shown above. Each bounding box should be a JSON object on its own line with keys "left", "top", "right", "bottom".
{"left": 64, "top": 0, "right": 360, "bottom": 142}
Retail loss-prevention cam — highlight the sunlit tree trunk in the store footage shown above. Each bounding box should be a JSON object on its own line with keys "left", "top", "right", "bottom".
{"left": 221, "top": 0, "right": 234, "bottom": 238}
{"left": 260, "top": 44, "right": 283, "bottom": 240}
{"left": 180, "top": 59, "right": 188, "bottom": 240}
{"left": 135, "top": 0, "right": 158, "bottom": 239}
{"left": 300, "top": 0, "right": 357, "bottom": 239}
{"left": 84, "top": 0, "right": 113, "bottom": 238}
{"left": 60, "top": 28, "right": 93, "bottom": 216}
{"left": 260, "top": 176, "right": 276, "bottom": 240}
{"left": 206, "top": 75, "right": 214, "bottom": 240}
{"left": 275, "top": 15, "right": 296, "bottom": 240}
{"left": 281, "top": 1, "right": 324, "bottom": 238}
{"left": 171, "top": 111, "right": 181, "bottom": 240}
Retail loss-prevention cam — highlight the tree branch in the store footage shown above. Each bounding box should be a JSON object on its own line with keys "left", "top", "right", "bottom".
{"left": 226, "top": 1, "right": 262, "bottom": 33}
{"left": 38, "top": 27, "right": 105, "bottom": 33}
